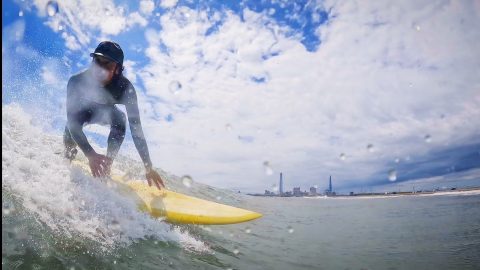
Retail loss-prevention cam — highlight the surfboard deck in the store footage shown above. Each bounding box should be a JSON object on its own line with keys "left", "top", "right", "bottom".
{"left": 71, "top": 161, "right": 262, "bottom": 225}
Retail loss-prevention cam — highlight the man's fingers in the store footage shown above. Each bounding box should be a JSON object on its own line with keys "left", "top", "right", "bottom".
{"left": 159, "top": 178, "right": 165, "bottom": 188}
{"left": 97, "top": 166, "right": 104, "bottom": 177}
{"left": 147, "top": 177, "right": 152, "bottom": 186}
{"left": 153, "top": 178, "right": 162, "bottom": 190}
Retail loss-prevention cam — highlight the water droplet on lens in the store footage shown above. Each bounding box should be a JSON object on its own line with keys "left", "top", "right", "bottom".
{"left": 394, "top": 158, "right": 400, "bottom": 163}
{"left": 181, "top": 175, "right": 193, "bottom": 188}
{"left": 424, "top": 134, "right": 431, "bottom": 143}
{"left": 367, "top": 144, "right": 374, "bottom": 152}
{"left": 111, "top": 219, "right": 120, "bottom": 230}
{"left": 113, "top": 260, "right": 117, "bottom": 264}
{"left": 216, "top": 196, "right": 222, "bottom": 201}
{"left": 339, "top": 153, "right": 346, "bottom": 161}
{"left": 46, "top": 1, "right": 59, "bottom": 16}
{"left": 245, "top": 227, "right": 251, "bottom": 234}
{"left": 287, "top": 226, "right": 294, "bottom": 234}
{"left": 263, "top": 161, "right": 273, "bottom": 175}
{"left": 233, "top": 247, "right": 239, "bottom": 255}
{"left": 388, "top": 169, "right": 397, "bottom": 181}
{"left": 169, "top": 81, "right": 182, "bottom": 94}
{"left": 271, "top": 184, "right": 278, "bottom": 192}
{"left": 154, "top": 241, "right": 158, "bottom": 245}
{"left": 19, "top": 11, "right": 24, "bottom": 17}
{"left": 58, "top": 25, "right": 63, "bottom": 31}
{"left": 2, "top": 202, "right": 14, "bottom": 216}
{"left": 225, "top": 123, "right": 232, "bottom": 131}
{"left": 415, "top": 25, "right": 421, "bottom": 31}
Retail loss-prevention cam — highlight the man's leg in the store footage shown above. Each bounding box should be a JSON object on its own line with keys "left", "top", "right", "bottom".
{"left": 63, "top": 126, "right": 78, "bottom": 160}
{"left": 106, "top": 107, "right": 126, "bottom": 159}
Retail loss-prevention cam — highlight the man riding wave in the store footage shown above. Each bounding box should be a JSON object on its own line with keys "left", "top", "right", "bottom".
{"left": 64, "top": 41, "right": 165, "bottom": 190}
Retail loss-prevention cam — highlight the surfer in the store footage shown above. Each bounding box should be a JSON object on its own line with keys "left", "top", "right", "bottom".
{"left": 63, "top": 41, "right": 165, "bottom": 190}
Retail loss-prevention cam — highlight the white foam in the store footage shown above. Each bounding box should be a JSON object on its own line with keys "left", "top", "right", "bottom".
{"left": 2, "top": 103, "right": 209, "bottom": 253}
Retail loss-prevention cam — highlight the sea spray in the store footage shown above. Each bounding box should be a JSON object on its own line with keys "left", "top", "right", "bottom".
{"left": 2, "top": 104, "right": 208, "bottom": 254}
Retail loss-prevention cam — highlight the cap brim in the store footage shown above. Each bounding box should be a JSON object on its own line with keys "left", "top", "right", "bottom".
{"left": 90, "top": 52, "right": 119, "bottom": 63}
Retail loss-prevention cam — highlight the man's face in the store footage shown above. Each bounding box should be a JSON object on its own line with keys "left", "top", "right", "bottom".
{"left": 91, "top": 56, "right": 118, "bottom": 85}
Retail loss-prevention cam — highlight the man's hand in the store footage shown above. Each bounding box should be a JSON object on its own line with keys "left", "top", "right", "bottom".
{"left": 146, "top": 168, "right": 165, "bottom": 190}
{"left": 88, "top": 152, "right": 112, "bottom": 177}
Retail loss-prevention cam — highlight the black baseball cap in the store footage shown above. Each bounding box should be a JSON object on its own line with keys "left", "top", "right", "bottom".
{"left": 90, "top": 41, "right": 124, "bottom": 65}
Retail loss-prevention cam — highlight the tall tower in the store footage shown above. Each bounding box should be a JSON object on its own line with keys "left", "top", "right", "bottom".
{"left": 329, "top": 175, "right": 332, "bottom": 192}
{"left": 279, "top": 172, "right": 284, "bottom": 194}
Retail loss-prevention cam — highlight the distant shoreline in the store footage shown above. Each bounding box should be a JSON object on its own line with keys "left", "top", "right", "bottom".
{"left": 247, "top": 187, "right": 480, "bottom": 198}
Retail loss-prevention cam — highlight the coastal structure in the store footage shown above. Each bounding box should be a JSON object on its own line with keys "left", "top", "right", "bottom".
{"left": 249, "top": 174, "right": 480, "bottom": 197}
{"left": 279, "top": 172, "right": 284, "bottom": 195}
{"left": 325, "top": 176, "right": 336, "bottom": 196}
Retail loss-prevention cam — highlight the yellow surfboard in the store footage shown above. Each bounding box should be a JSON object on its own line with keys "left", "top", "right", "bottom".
{"left": 72, "top": 161, "right": 262, "bottom": 225}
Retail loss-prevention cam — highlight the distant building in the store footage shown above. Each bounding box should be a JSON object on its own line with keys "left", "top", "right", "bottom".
{"left": 264, "top": 190, "right": 272, "bottom": 195}
{"left": 325, "top": 176, "right": 336, "bottom": 196}
{"left": 279, "top": 172, "right": 284, "bottom": 195}
{"left": 309, "top": 187, "right": 317, "bottom": 196}
{"left": 293, "top": 187, "right": 301, "bottom": 197}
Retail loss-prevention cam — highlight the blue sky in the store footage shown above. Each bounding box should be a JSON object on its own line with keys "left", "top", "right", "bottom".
{"left": 2, "top": 0, "right": 480, "bottom": 193}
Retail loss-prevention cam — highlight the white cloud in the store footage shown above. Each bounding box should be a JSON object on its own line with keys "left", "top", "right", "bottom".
{"left": 122, "top": 60, "right": 137, "bottom": 84}
{"left": 134, "top": 1, "right": 480, "bottom": 191}
{"left": 159, "top": 0, "right": 178, "bottom": 9}
{"left": 140, "top": 0, "right": 155, "bottom": 15}
{"left": 34, "top": 0, "right": 149, "bottom": 50}
{"left": 127, "top": 12, "right": 148, "bottom": 28}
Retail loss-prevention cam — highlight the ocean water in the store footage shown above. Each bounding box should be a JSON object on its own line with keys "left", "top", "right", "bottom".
{"left": 3, "top": 105, "right": 480, "bottom": 270}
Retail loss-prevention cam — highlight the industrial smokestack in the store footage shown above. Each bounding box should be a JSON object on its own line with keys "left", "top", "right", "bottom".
{"left": 280, "top": 172, "right": 284, "bottom": 194}
{"left": 329, "top": 175, "right": 332, "bottom": 192}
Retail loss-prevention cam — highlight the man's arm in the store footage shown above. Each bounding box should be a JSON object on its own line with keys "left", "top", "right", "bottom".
{"left": 66, "top": 77, "right": 112, "bottom": 177}
{"left": 66, "top": 77, "right": 95, "bottom": 157}
{"left": 123, "top": 84, "right": 165, "bottom": 189}
{"left": 124, "top": 86, "right": 153, "bottom": 170}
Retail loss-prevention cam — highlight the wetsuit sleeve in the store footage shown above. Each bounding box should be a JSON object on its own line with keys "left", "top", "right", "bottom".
{"left": 124, "top": 86, "right": 153, "bottom": 170}
{"left": 66, "top": 77, "right": 96, "bottom": 156}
